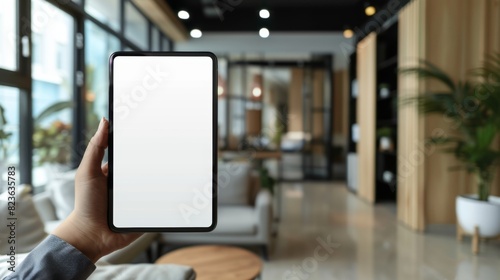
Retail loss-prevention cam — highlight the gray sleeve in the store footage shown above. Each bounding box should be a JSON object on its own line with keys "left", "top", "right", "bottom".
{"left": 3, "top": 235, "right": 96, "bottom": 280}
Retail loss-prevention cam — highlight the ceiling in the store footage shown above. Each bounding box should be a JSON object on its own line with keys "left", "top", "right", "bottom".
{"left": 165, "top": 0, "right": 391, "bottom": 32}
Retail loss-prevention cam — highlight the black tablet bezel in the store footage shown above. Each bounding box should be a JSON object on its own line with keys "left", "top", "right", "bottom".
{"left": 108, "top": 51, "right": 218, "bottom": 232}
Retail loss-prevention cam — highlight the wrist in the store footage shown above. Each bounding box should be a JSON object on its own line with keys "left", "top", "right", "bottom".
{"left": 52, "top": 214, "right": 103, "bottom": 263}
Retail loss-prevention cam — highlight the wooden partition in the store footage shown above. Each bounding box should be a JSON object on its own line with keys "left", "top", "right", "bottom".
{"left": 356, "top": 33, "right": 377, "bottom": 203}
{"left": 334, "top": 70, "right": 349, "bottom": 138}
{"left": 312, "top": 69, "right": 325, "bottom": 139}
{"left": 288, "top": 68, "right": 304, "bottom": 132}
{"left": 397, "top": 0, "right": 500, "bottom": 231}
{"left": 397, "top": 0, "right": 426, "bottom": 231}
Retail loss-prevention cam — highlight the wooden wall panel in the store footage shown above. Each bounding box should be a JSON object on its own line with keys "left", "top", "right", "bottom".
{"left": 333, "top": 70, "right": 349, "bottom": 137}
{"left": 423, "top": 0, "right": 473, "bottom": 225}
{"left": 132, "top": 0, "right": 188, "bottom": 41}
{"left": 486, "top": 0, "right": 500, "bottom": 197}
{"left": 424, "top": 0, "right": 500, "bottom": 225}
{"left": 356, "top": 33, "right": 377, "bottom": 203}
{"left": 288, "top": 68, "right": 304, "bottom": 132}
{"left": 312, "top": 69, "right": 324, "bottom": 138}
{"left": 397, "top": 0, "right": 500, "bottom": 230}
{"left": 397, "top": 0, "right": 426, "bottom": 231}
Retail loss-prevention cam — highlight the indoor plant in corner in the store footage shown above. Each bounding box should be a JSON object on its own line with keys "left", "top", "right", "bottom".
{"left": 402, "top": 54, "right": 500, "bottom": 247}
{"left": 33, "top": 101, "right": 73, "bottom": 178}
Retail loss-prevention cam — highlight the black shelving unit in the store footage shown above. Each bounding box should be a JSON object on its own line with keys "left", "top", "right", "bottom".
{"left": 374, "top": 21, "right": 398, "bottom": 202}
{"left": 347, "top": 53, "right": 357, "bottom": 154}
{"left": 346, "top": 52, "right": 358, "bottom": 192}
{"left": 346, "top": 19, "right": 399, "bottom": 201}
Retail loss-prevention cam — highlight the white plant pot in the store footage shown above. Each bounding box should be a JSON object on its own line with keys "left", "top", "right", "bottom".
{"left": 456, "top": 195, "right": 500, "bottom": 237}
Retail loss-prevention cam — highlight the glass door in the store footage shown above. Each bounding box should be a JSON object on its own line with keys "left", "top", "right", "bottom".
{"left": 31, "top": 0, "right": 77, "bottom": 189}
{"left": 302, "top": 56, "right": 334, "bottom": 180}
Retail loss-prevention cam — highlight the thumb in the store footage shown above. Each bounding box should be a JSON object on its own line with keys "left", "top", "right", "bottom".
{"left": 79, "top": 117, "right": 109, "bottom": 177}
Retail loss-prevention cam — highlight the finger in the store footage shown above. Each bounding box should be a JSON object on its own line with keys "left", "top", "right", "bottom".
{"left": 79, "top": 118, "right": 109, "bottom": 177}
{"left": 102, "top": 162, "right": 109, "bottom": 176}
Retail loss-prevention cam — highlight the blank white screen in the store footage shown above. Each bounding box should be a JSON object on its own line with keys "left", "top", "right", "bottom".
{"left": 112, "top": 55, "right": 214, "bottom": 228}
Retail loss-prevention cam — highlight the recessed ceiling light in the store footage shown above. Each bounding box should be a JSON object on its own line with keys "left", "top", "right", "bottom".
{"left": 178, "top": 10, "right": 190, "bottom": 20}
{"left": 259, "top": 9, "right": 270, "bottom": 19}
{"left": 259, "top": 28, "right": 269, "bottom": 38}
{"left": 365, "top": 6, "right": 376, "bottom": 16}
{"left": 343, "top": 29, "right": 353, "bottom": 38}
{"left": 252, "top": 87, "right": 262, "bottom": 97}
{"left": 190, "top": 29, "right": 202, "bottom": 38}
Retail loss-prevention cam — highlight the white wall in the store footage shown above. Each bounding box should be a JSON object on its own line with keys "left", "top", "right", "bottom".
{"left": 175, "top": 32, "right": 355, "bottom": 70}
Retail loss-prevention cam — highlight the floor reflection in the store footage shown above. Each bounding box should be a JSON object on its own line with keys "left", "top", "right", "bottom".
{"left": 262, "top": 182, "right": 500, "bottom": 280}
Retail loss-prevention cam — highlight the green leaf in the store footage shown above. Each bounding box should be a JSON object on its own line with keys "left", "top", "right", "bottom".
{"left": 475, "top": 123, "right": 496, "bottom": 150}
{"left": 401, "top": 53, "right": 500, "bottom": 200}
{"left": 399, "top": 60, "right": 456, "bottom": 90}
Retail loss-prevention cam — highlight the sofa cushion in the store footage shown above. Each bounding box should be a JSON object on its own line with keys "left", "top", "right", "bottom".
{"left": 0, "top": 185, "right": 47, "bottom": 254}
{"left": 218, "top": 161, "right": 251, "bottom": 205}
{"left": 212, "top": 206, "right": 256, "bottom": 235}
{"left": 46, "top": 169, "right": 77, "bottom": 220}
{"left": 89, "top": 263, "right": 196, "bottom": 280}
{"left": 100, "top": 233, "right": 159, "bottom": 264}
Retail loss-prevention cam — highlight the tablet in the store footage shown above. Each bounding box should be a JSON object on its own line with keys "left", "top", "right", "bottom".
{"left": 108, "top": 52, "right": 217, "bottom": 232}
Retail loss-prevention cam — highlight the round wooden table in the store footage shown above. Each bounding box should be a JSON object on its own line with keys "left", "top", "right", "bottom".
{"left": 155, "top": 245, "right": 262, "bottom": 280}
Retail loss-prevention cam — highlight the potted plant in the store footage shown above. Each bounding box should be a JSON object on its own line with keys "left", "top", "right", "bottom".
{"left": 401, "top": 54, "right": 500, "bottom": 243}
{"left": 376, "top": 127, "right": 394, "bottom": 151}
{"left": 33, "top": 121, "right": 72, "bottom": 165}
{"left": 259, "top": 167, "right": 275, "bottom": 195}
{"left": 33, "top": 101, "right": 73, "bottom": 176}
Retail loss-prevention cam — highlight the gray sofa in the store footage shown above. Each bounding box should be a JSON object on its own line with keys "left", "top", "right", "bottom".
{"left": 160, "top": 161, "right": 273, "bottom": 259}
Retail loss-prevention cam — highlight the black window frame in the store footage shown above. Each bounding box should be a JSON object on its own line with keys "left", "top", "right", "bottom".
{"left": 0, "top": 0, "right": 174, "bottom": 187}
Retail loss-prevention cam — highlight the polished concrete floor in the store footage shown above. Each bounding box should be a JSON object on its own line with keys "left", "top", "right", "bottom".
{"left": 263, "top": 182, "right": 500, "bottom": 280}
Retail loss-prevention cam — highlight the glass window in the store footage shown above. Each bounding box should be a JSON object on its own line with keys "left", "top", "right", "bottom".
{"left": 0, "top": 0, "right": 17, "bottom": 71}
{"left": 218, "top": 98, "right": 226, "bottom": 147}
{"left": 230, "top": 99, "right": 245, "bottom": 145}
{"left": 32, "top": 33, "right": 42, "bottom": 65}
{"left": 125, "top": 2, "right": 148, "bottom": 50}
{"left": 31, "top": 0, "right": 75, "bottom": 187}
{"left": 85, "top": 0, "right": 120, "bottom": 32}
{"left": 151, "top": 27, "right": 160, "bottom": 51}
{"left": 85, "top": 20, "right": 120, "bottom": 133}
{"left": 0, "top": 86, "right": 20, "bottom": 192}
{"left": 162, "top": 36, "right": 171, "bottom": 51}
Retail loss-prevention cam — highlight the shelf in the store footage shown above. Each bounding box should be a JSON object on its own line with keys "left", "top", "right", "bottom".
{"left": 377, "top": 119, "right": 397, "bottom": 127}
{"left": 377, "top": 150, "right": 397, "bottom": 156}
{"left": 377, "top": 55, "right": 398, "bottom": 70}
{"left": 309, "top": 138, "right": 326, "bottom": 144}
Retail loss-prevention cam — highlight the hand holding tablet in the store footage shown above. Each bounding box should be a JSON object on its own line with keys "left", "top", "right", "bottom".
{"left": 108, "top": 52, "right": 218, "bottom": 232}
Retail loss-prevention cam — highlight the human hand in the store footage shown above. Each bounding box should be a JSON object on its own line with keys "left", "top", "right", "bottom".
{"left": 53, "top": 117, "right": 142, "bottom": 262}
